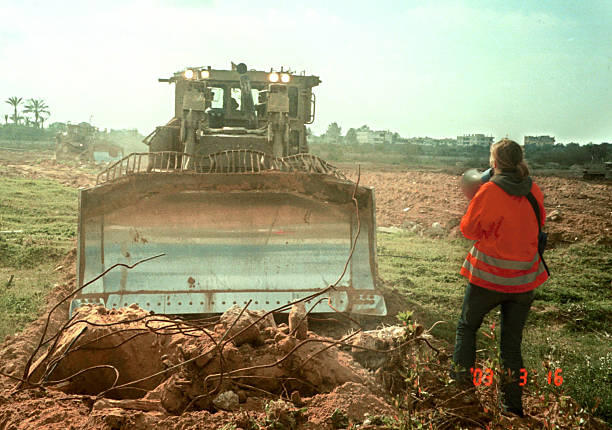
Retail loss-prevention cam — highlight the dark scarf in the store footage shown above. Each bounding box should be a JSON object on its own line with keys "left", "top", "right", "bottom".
{"left": 490, "top": 170, "right": 532, "bottom": 197}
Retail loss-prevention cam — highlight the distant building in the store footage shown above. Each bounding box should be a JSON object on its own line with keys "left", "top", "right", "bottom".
{"left": 404, "top": 137, "right": 457, "bottom": 146}
{"left": 457, "top": 134, "right": 494, "bottom": 146}
{"left": 524, "top": 135, "right": 555, "bottom": 146}
{"left": 355, "top": 131, "right": 370, "bottom": 144}
{"left": 356, "top": 130, "right": 393, "bottom": 144}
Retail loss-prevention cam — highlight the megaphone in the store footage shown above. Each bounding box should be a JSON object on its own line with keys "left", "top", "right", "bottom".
{"left": 461, "top": 168, "right": 493, "bottom": 199}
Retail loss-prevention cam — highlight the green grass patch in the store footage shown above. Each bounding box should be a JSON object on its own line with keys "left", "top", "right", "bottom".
{"left": 377, "top": 231, "right": 612, "bottom": 423}
{"left": 0, "top": 264, "right": 60, "bottom": 340}
{"left": 0, "top": 177, "right": 76, "bottom": 268}
{"left": 0, "top": 177, "right": 77, "bottom": 339}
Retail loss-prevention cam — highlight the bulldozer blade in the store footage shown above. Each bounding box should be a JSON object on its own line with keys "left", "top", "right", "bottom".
{"left": 72, "top": 172, "right": 386, "bottom": 316}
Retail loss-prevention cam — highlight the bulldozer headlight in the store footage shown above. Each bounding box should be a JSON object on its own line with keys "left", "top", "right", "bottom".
{"left": 268, "top": 72, "right": 279, "bottom": 83}
{"left": 183, "top": 69, "right": 195, "bottom": 79}
{"left": 280, "top": 73, "right": 290, "bottom": 83}
{"left": 200, "top": 70, "right": 210, "bottom": 79}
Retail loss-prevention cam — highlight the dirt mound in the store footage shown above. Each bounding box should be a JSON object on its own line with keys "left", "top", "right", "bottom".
{"left": 0, "top": 301, "right": 404, "bottom": 429}
{"left": 17, "top": 303, "right": 376, "bottom": 410}
{"left": 28, "top": 305, "right": 174, "bottom": 398}
{"left": 0, "top": 389, "right": 91, "bottom": 429}
{"left": 535, "top": 176, "right": 612, "bottom": 245}
{"left": 306, "top": 382, "right": 395, "bottom": 427}
{"left": 2, "top": 160, "right": 96, "bottom": 188}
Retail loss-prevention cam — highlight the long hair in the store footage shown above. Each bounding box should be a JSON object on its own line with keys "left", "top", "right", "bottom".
{"left": 490, "top": 138, "right": 529, "bottom": 179}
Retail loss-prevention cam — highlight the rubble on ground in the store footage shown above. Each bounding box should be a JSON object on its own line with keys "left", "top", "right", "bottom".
{"left": 28, "top": 303, "right": 375, "bottom": 406}
{"left": 1, "top": 302, "right": 413, "bottom": 429}
{"left": 547, "top": 209, "right": 562, "bottom": 221}
{"left": 1, "top": 298, "right": 609, "bottom": 429}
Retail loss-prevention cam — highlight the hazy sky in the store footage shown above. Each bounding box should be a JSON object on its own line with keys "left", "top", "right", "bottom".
{"left": 1, "top": 0, "right": 611, "bottom": 143}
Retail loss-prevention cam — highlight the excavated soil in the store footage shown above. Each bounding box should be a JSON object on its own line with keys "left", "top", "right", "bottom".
{"left": 0, "top": 159, "right": 96, "bottom": 188}
{"left": 344, "top": 169, "right": 612, "bottom": 246}
{"left": 0, "top": 297, "right": 429, "bottom": 429}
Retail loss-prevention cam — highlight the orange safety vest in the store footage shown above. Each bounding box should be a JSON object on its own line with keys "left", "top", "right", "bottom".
{"left": 459, "top": 181, "right": 548, "bottom": 293}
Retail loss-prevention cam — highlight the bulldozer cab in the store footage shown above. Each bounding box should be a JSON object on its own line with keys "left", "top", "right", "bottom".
{"left": 71, "top": 63, "right": 387, "bottom": 318}
{"left": 170, "top": 65, "right": 315, "bottom": 123}
{"left": 145, "top": 64, "right": 318, "bottom": 157}
{"left": 203, "top": 84, "right": 263, "bottom": 127}
{"left": 203, "top": 83, "right": 298, "bottom": 125}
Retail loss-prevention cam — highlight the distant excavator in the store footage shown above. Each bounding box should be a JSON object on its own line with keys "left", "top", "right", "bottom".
{"left": 70, "top": 62, "right": 387, "bottom": 317}
{"left": 55, "top": 123, "right": 124, "bottom": 164}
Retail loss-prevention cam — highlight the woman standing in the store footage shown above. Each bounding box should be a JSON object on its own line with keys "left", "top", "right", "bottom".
{"left": 452, "top": 138, "right": 548, "bottom": 417}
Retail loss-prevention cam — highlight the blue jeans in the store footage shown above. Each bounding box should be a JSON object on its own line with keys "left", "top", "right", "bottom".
{"left": 452, "top": 282, "right": 534, "bottom": 376}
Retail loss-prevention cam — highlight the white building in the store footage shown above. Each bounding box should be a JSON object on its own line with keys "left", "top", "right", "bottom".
{"left": 457, "top": 134, "right": 494, "bottom": 146}
{"left": 524, "top": 135, "right": 555, "bottom": 146}
{"left": 356, "top": 130, "right": 393, "bottom": 144}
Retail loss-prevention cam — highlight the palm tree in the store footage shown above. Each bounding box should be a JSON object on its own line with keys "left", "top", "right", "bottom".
{"left": 39, "top": 113, "right": 49, "bottom": 129}
{"left": 3, "top": 114, "right": 7, "bottom": 125}
{"left": 23, "top": 98, "right": 49, "bottom": 128}
{"left": 10, "top": 114, "right": 24, "bottom": 124}
{"left": 5, "top": 97, "right": 23, "bottom": 124}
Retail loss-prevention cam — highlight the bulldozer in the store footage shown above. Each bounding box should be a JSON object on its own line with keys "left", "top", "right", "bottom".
{"left": 582, "top": 161, "right": 612, "bottom": 180}
{"left": 55, "top": 123, "right": 124, "bottom": 164}
{"left": 70, "top": 63, "right": 386, "bottom": 317}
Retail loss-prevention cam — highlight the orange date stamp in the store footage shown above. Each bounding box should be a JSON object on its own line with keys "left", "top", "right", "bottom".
{"left": 469, "top": 367, "right": 563, "bottom": 386}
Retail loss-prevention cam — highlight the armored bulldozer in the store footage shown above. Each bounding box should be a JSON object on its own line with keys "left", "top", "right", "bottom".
{"left": 583, "top": 161, "right": 612, "bottom": 180}
{"left": 55, "top": 123, "right": 124, "bottom": 164}
{"left": 71, "top": 63, "right": 386, "bottom": 317}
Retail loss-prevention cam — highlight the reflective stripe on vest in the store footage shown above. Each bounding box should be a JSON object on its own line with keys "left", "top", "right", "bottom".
{"left": 462, "top": 245, "right": 544, "bottom": 286}
{"left": 470, "top": 246, "right": 539, "bottom": 271}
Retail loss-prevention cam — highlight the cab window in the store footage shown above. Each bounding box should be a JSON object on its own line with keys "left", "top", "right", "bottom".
{"left": 230, "top": 87, "right": 241, "bottom": 110}
{"left": 229, "top": 87, "right": 261, "bottom": 112}
{"left": 251, "top": 89, "right": 260, "bottom": 103}
{"left": 209, "top": 87, "right": 224, "bottom": 109}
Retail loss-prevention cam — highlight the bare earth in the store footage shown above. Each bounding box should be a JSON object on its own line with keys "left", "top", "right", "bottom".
{"left": 346, "top": 169, "right": 612, "bottom": 245}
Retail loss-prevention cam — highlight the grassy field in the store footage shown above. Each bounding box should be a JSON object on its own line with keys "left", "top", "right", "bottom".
{"left": 0, "top": 174, "right": 77, "bottom": 340}
{"left": 377, "top": 231, "right": 612, "bottom": 422}
{"left": 0, "top": 166, "right": 610, "bottom": 423}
